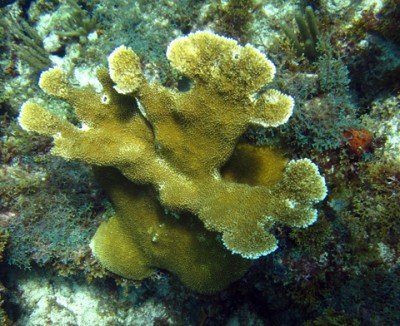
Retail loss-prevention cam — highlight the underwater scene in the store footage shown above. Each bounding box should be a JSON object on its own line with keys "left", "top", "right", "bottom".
{"left": 0, "top": 0, "right": 399, "bottom": 324}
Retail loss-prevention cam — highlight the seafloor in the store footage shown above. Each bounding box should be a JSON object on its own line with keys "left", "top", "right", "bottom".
{"left": 0, "top": 0, "right": 399, "bottom": 325}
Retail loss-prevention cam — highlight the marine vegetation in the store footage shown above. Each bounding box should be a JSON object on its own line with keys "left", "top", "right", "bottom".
{"left": 18, "top": 31, "right": 327, "bottom": 293}
{"left": 281, "top": 5, "right": 320, "bottom": 61}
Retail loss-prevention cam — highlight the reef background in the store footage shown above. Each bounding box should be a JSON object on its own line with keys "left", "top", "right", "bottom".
{"left": 0, "top": 0, "right": 399, "bottom": 324}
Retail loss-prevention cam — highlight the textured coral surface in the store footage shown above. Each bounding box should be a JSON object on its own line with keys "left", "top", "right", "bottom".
{"left": 19, "top": 31, "right": 327, "bottom": 292}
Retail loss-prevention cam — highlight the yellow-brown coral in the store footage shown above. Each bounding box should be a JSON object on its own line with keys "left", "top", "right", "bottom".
{"left": 19, "top": 31, "right": 327, "bottom": 292}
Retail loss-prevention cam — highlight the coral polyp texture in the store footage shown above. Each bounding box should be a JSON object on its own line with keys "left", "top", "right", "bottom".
{"left": 18, "top": 31, "right": 327, "bottom": 293}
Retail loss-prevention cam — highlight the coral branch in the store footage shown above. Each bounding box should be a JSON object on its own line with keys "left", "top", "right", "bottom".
{"left": 19, "top": 31, "right": 327, "bottom": 292}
